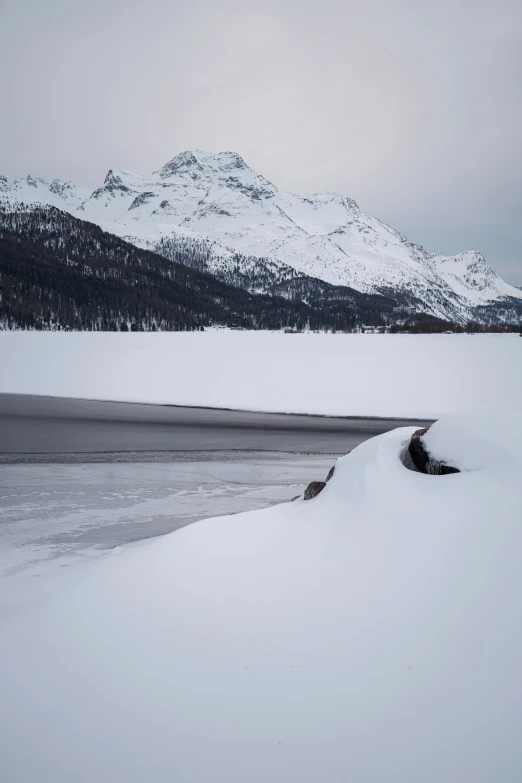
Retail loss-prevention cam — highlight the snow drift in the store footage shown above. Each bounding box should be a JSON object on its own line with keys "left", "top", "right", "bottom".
{"left": 1, "top": 415, "right": 522, "bottom": 782}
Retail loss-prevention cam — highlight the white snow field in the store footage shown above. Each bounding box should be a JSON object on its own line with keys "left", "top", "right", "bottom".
{"left": 1, "top": 415, "right": 521, "bottom": 782}
{"left": 0, "top": 331, "right": 520, "bottom": 418}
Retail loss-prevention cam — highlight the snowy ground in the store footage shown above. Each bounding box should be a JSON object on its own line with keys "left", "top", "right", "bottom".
{"left": 0, "top": 331, "right": 520, "bottom": 418}
{"left": 2, "top": 415, "right": 521, "bottom": 782}
{"left": 1, "top": 331, "right": 521, "bottom": 780}
{"left": 0, "top": 452, "right": 335, "bottom": 613}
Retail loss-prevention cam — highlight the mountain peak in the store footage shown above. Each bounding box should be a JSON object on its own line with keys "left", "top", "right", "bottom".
{"left": 49, "top": 179, "right": 75, "bottom": 197}
{"left": 95, "top": 169, "right": 137, "bottom": 197}
{"left": 201, "top": 150, "right": 247, "bottom": 171}
{"left": 4, "top": 153, "right": 520, "bottom": 322}
{"left": 18, "top": 175, "right": 48, "bottom": 188}
{"left": 155, "top": 149, "right": 249, "bottom": 179}
{"left": 156, "top": 151, "right": 205, "bottom": 178}
{"left": 104, "top": 169, "right": 126, "bottom": 186}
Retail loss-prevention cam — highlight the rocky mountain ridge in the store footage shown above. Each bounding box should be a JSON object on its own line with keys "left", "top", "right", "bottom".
{"left": 2, "top": 150, "right": 521, "bottom": 323}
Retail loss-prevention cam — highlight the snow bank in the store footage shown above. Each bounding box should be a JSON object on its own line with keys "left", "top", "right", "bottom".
{"left": 1, "top": 331, "right": 521, "bottom": 418}
{"left": 1, "top": 416, "right": 522, "bottom": 782}
{"left": 422, "top": 415, "right": 517, "bottom": 472}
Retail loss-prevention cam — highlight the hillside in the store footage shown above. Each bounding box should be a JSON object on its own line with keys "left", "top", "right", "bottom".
{"left": 0, "top": 204, "right": 394, "bottom": 331}
{"left": 2, "top": 150, "right": 521, "bottom": 324}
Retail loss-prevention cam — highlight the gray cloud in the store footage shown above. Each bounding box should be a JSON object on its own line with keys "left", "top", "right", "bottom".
{"left": 1, "top": 0, "right": 521, "bottom": 283}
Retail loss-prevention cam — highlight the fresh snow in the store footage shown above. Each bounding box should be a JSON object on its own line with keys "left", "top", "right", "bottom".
{"left": 2, "top": 149, "right": 521, "bottom": 321}
{"left": 1, "top": 414, "right": 522, "bottom": 782}
{"left": 0, "top": 332, "right": 520, "bottom": 419}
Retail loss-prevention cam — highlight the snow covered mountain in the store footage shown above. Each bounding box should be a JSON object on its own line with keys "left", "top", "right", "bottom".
{"left": 2, "top": 150, "right": 521, "bottom": 322}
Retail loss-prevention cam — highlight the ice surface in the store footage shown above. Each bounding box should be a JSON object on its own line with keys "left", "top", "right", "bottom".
{"left": 0, "top": 453, "right": 335, "bottom": 612}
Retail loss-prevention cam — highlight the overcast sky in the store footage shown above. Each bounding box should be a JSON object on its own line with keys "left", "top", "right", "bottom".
{"left": 1, "top": 0, "right": 521, "bottom": 283}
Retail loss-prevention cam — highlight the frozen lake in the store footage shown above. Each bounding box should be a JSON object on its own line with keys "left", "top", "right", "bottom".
{"left": 2, "top": 331, "right": 519, "bottom": 418}
{"left": 0, "top": 395, "right": 430, "bottom": 612}
{"left": 0, "top": 452, "right": 336, "bottom": 611}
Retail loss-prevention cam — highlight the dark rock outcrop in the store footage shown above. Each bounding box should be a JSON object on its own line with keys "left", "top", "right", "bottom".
{"left": 290, "top": 495, "right": 301, "bottom": 502}
{"left": 304, "top": 481, "right": 326, "bottom": 500}
{"left": 408, "top": 428, "right": 429, "bottom": 471}
{"left": 408, "top": 428, "right": 460, "bottom": 475}
{"left": 326, "top": 465, "right": 335, "bottom": 482}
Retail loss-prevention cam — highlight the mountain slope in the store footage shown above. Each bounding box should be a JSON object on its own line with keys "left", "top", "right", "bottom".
{"left": 0, "top": 203, "right": 394, "bottom": 331}
{"left": 2, "top": 150, "right": 521, "bottom": 323}
{"left": 154, "top": 233, "right": 407, "bottom": 315}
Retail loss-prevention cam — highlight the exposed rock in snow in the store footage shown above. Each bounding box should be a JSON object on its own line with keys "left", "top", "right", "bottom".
{"left": 303, "top": 480, "right": 326, "bottom": 500}
{"left": 408, "top": 427, "right": 460, "bottom": 475}
{"left": 7, "top": 173, "right": 90, "bottom": 210}
{"left": 3, "top": 150, "right": 521, "bottom": 322}
{"left": 128, "top": 191, "right": 157, "bottom": 211}
{"left": 302, "top": 465, "right": 336, "bottom": 500}
{"left": 49, "top": 179, "right": 77, "bottom": 198}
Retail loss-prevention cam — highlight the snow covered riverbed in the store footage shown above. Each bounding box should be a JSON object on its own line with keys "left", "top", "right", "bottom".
{"left": 1, "top": 331, "right": 520, "bottom": 418}
{"left": 1, "top": 414, "right": 521, "bottom": 782}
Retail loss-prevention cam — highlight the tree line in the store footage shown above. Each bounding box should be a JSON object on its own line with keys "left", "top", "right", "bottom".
{"left": 389, "top": 317, "right": 521, "bottom": 334}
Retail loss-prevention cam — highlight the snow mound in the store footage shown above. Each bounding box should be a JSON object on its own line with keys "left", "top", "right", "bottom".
{"left": 422, "top": 414, "right": 520, "bottom": 472}
{"left": 1, "top": 416, "right": 522, "bottom": 782}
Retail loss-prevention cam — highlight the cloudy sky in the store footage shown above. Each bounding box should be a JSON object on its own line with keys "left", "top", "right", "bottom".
{"left": 1, "top": 0, "right": 521, "bottom": 282}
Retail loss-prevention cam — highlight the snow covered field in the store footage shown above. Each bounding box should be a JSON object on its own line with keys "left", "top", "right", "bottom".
{"left": 1, "top": 331, "right": 520, "bottom": 418}
{"left": 2, "top": 415, "right": 521, "bottom": 782}
{"left": 2, "top": 331, "right": 521, "bottom": 780}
